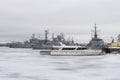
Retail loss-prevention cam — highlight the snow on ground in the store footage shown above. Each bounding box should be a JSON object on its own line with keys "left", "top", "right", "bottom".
{"left": 0, "top": 47, "right": 120, "bottom": 80}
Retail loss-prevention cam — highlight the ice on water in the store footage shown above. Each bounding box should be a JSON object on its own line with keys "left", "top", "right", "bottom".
{"left": 0, "top": 47, "right": 120, "bottom": 80}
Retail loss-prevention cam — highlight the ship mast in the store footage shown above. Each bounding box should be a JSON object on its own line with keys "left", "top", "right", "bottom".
{"left": 94, "top": 24, "right": 97, "bottom": 39}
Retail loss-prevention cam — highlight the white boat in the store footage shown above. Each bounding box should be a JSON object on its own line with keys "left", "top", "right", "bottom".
{"left": 40, "top": 46, "right": 104, "bottom": 56}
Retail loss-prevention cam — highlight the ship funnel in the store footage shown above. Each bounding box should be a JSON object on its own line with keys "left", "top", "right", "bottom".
{"left": 94, "top": 24, "right": 97, "bottom": 39}
{"left": 45, "top": 30, "right": 49, "bottom": 42}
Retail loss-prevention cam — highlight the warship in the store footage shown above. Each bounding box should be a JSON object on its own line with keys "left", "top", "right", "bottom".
{"left": 87, "top": 24, "right": 104, "bottom": 50}
{"left": 9, "top": 41, "right": 31, "bottom": 48}
{"left": 8, "top": 30, "right": 75, "bottom": 49}
{"left": 32, "top": 30, "right": 75, "bottom": 49}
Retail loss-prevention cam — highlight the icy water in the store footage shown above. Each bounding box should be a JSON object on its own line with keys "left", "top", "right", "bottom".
{"left": 0, "top": 47, "right": 120, "bottom": 80}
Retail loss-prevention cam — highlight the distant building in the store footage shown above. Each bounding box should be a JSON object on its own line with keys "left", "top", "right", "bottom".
{"left": 107, "top": 34, "right": 120, "bottom": 47}
{"left": 118, "top": 34, "right": 120, "bottom": 42}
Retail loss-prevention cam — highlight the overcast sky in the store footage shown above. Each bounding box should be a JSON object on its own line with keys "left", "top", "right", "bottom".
{"left": 0, "top": 0, "right": 120, "bottom": 43}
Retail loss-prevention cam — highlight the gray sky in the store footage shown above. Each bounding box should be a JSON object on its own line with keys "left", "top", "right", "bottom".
{"left": 0, "top": 0, "right": 120, "bottom": 43}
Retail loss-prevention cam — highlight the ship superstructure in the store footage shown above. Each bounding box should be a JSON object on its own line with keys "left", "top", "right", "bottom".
{"left": 87, "top": 24, "right": 104, "bottom": 50}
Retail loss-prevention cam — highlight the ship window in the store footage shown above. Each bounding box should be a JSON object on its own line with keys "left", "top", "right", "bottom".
{"left": 62, "top": 48, "right": 75, "bottom": 50}
{"left": 77, "top": 47, "right": 87, "bottom": 50}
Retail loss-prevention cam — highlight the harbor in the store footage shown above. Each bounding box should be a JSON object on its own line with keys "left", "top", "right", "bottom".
{"left": 0, "top": 24, "right": 120, "bottom": 55}
{"left": 1, "top": 0, "right": 120, "bottom": 80}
